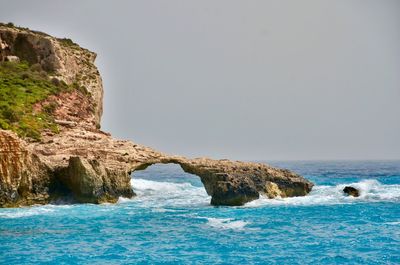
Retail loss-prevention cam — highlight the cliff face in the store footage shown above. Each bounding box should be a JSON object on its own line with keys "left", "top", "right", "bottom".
{"left": 0, "top": 24, "right": 103, "bottom": 128}
{"left": 0, "top": 131, "right": 50, "bottom": 206}
{"left": 0, "top": 24, "right": 313, "bottom": 207}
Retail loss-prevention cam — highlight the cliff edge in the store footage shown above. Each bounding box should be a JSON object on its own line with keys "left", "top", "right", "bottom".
{"left": 0, "top": 23, "right": 313, "bottom": 207}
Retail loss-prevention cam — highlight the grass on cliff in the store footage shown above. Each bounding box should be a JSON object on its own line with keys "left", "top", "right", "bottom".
{"left": 0, "top": 61, "right": 71, "bottom": 141}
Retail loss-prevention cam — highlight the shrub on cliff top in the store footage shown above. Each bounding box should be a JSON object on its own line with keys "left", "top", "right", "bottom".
{"left": 0, "top": 61, "right": 70, "bottom": 141}
{"left": 58, "top": 38, "right": 80, "bottom": 49}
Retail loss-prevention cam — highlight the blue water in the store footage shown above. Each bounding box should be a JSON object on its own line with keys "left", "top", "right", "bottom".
{"left": 1, "top": 161, "right": 399, "bottom": 264}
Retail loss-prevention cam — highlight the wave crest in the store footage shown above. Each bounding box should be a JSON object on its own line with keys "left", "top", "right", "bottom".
{"left": 206, "top": 217, "right": 249, "bottom": 230}
{"left": 122, "top": 178, "right": 210, "bottom": 207}
{"left": 246, "top": 179, "right": 400, "bottom": 207}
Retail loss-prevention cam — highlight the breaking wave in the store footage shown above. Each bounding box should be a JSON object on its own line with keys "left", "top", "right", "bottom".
{"left": 121, "top": 178, "right": 210, "bottom": 207}
{"left": 0, "top": 204, "right": 73, "bottom": 219}
{"left": 2, "top": 179, "right": 398, "bottom": 219}
{"left": 205, "top": 217, "right": 249, "bottom": 231}
{"left": 246, "top": 179, "right": 400, "bottom": 207}
{"left": 124, "top": 178, "right": 400, "bottom": 208}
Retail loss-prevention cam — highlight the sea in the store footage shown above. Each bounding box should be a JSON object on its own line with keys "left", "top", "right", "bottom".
{"left": 0, "top": 160, "right": 399, "bottom": 264}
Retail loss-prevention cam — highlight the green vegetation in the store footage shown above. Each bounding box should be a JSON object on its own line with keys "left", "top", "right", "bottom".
{"left": 0, "top": 22, "right": 50, "bottom": 37}
{"left": 0, "top": 22, "right": 30, "bottom": 33}
{"left": 0, "top": 61, "right": 71, "bottom": 141}
{"left": 58, "top": 38, "right": 80, "bottom": 49}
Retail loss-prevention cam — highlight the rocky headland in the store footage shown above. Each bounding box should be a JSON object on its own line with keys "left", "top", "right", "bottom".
{"left": 0, "top": 23, "right": 313, "bottom": 207}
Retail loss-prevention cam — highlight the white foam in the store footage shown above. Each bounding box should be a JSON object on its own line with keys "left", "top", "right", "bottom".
{"left": 126, "top": 178, "right": 400, "bottom": 208}
{"left": 124, "top": 178, "right": 210, "bottom": 207}
{"left": 206, "top": 217, "right": 249, "bottom": 231}
{"left": 246, "top": 179, "right": 400, "bottom": 207}
{"left": 385, "top": 221, "right": 400, "bottom": 225}
{"left": 0, "top": 205, "right": 55, "bottom": 219}
{"left": 118, "top": 197, "right": 134, "bottom": 203}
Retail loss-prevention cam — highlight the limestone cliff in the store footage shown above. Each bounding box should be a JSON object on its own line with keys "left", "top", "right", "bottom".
{"left": 0, "top": 23, "right": 103, "bottom": 128}
{"left": 0, "top": 23, "right": 313, "bottom": 207}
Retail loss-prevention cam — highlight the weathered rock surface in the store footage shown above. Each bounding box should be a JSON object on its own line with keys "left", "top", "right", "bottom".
{"left": 0, "top": 131, "right": 51, "bottom": 207}
{"left": 0, "top": 24, "right": 314, "bottom": 207}
{"left": 343, "top": 186, "right": 360, "bottom": 197}
{"left": 56, "top": 156, "right": 134, "bottom": 204}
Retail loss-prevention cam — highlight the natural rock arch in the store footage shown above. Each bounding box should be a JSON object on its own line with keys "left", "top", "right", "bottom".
{"left": 0, "top": 129, "right": 313, "bottom": 207}
{"left": 56, "top": 154, "right": 313, "bottom": 207}
{"left": 128, "top": 157, "right": 313, "bottom": 206}
{"left": 0, "top": 24, "right": 314, "bottom": 207}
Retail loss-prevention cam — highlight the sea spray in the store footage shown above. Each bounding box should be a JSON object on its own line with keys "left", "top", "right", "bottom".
{"left": 245, "top": 179, "right": 400, "bottom": 207}
{"left": 1, "top": 161, "right": 399, "bottom": 264}
{"left": 126, "top": 178, "right": 211, "bottom": 207}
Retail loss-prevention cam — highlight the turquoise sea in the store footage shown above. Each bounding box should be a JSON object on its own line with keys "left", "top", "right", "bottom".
{"left": 0, "top": 161, "right": 399, "bottom": 264}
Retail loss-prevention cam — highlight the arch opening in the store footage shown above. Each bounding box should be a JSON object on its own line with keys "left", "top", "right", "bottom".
{"left": 130, "top": 163, "right": 211, "bottom": 207}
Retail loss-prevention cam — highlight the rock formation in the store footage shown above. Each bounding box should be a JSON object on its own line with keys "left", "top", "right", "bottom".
{"left": 0, "top": 23, "right": 314, "bottom": 207}
{"left": 343, "top": 186, "right": 360, "bottom": 197}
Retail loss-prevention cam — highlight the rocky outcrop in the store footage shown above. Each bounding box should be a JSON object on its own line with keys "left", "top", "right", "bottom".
{"left": 175, "top": 158, "right": 312, "bottom": 205}
{"left": 0, "top": 131, "right": 51, "bottom": 207}
{"left": 56, "top": 156, "right": 134, "bottom": 204}
{"left": 1, "top": 124, "right": 312, "bottom": 206}
{"left": 0, "top": 23, "right": 314, "bottom": 207}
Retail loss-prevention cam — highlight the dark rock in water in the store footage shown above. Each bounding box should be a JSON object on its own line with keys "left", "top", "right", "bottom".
{"left": 210, "top": 181, "right": 260, "bottom": 206}
{"left": 343, "top": 186, "right": 360, "bottom": 197}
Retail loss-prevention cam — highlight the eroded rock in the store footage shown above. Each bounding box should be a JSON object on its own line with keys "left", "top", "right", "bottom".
{"left": 176, "top": 158, "right": 312, "bottom": 206}
{"left": 1, "top": 126, "right": 313, "bottom": 207}
{"left": 264, "top": 181, "right": 282, "bottom": 199}
{"left": 56, "top": 157, "right": 134, "bottom": 203}
{"left": 0, "top": 130, "right": 51, "bottom": 207}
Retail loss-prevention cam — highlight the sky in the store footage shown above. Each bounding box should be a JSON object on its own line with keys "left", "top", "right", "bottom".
{"left": 1, "top": 0, "right": 399, "bottom": 160}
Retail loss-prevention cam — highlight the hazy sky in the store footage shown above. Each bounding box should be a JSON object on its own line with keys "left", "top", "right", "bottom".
{"left": 1, "top": 0, "right": 399, "bottom": 160}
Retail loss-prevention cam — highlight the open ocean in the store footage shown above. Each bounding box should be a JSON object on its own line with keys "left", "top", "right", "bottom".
{"left": 0, "top": 160, "right": 399, "bottom": 264}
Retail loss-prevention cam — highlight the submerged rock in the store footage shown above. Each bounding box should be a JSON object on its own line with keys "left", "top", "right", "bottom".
{"left": 343, "top": 186, "right": 360, "bottom": 197}
{"left": 0, "top": 23, "right": 314, "bottom": 207}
